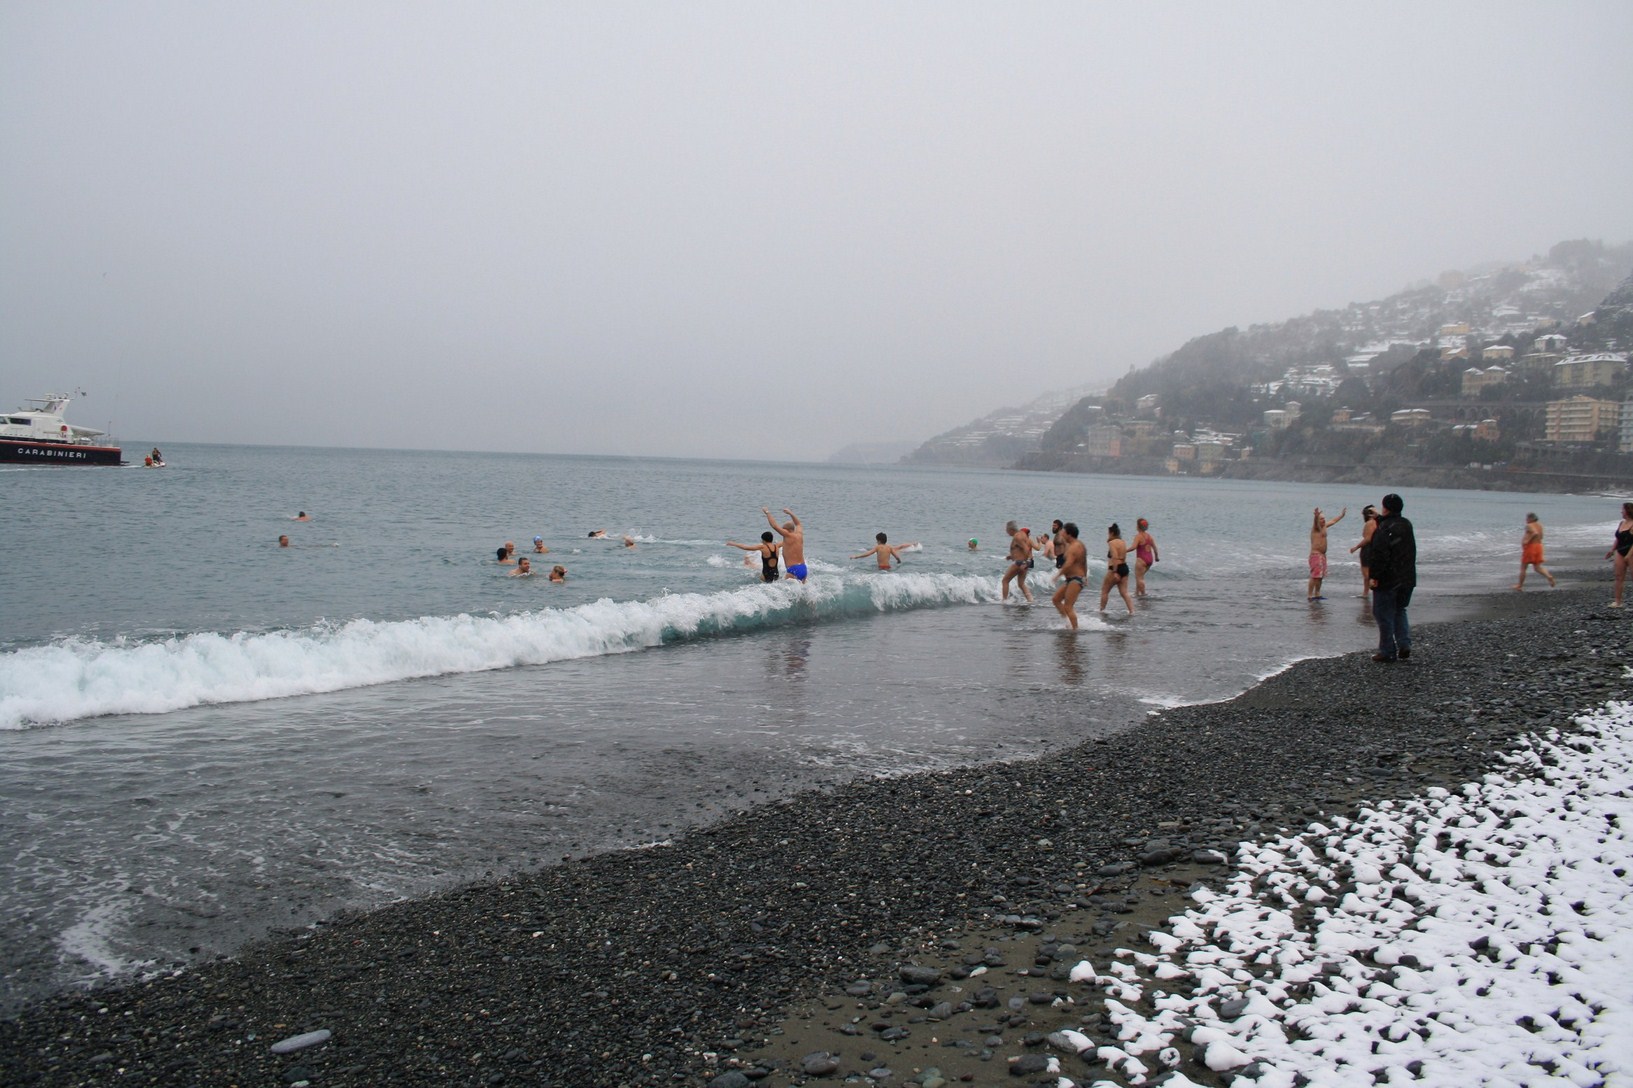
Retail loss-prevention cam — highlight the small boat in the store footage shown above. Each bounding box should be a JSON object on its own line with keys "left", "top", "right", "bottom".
{"left": 0, "top": 392, "right": 125, "bottom": 466}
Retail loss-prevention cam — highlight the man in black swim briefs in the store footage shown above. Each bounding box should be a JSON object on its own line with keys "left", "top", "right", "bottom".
{"left": 1052, "top": 521, "right": 1089, "bottom": 630}
{"left": 1001, "top": 520, "right": 1034, "bottom": 602}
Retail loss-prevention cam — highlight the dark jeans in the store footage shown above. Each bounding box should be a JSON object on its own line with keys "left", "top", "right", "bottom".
{"left": 1372, "top": 584, "right": 1413, "bottom": 659}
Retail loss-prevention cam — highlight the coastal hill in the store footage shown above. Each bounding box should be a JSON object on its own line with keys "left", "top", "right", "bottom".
{"left": 905, "top": 239, "right": 1633, "bottom": 491}
{"left": 899, "top": 384, "right": 1103, "bottom": 466}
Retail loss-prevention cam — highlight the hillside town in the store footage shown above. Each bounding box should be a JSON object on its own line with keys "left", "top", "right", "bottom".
{"left": 908, "top": 240, "right": 1633, "bottom": 488}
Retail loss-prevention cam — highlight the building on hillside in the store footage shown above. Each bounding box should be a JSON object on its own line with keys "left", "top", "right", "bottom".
{"left": 1535, "top": 333, "right": 1568, "bottom": 353}
{"left": 1333, "top": 415, "right": 1387, "bottom": 435}
{"left": 1517, "top": 351, "right": 1562, "bottom": 375}
{"left": 1195, "top": 441, "right": 1229, "bottom": 472}
{"left": 1330, "top": 406, "right": 1353, "bottom": 424}
{"left": 1481, "top": 344, "right": 1515, "bottom": 361}
{"left": 1441, "top": 345, "right": 1471, "bottom": 363}
{"left": 1461, "top": 366, "right": 1509, "bottom": 397}
{"left": 1452, "top": 419, "right": 1501, "bottom": 441}
{"left": 1545, "top": 395, "right": 1620, "bottom": 444}
{"left": 1263, "top": 409, "right": 1290, "bottom": 430}
{"left": 1439, "top": 322, "right": 1471, "bottom": 337}
{"left": 1622, "top": 397, "right": 1633, "bottom": 454}
{"left": 1390, "top": 408, "right": 1434, "bottom": 428}
{"left": 1136, "top": 394, "right": 1160, "bottom": 417}
{"left": 1081, "top": 424, "right": 1123, "bottom": 458}
{"left": 1555, "top": 353, "right": 1628, "bottom": 389}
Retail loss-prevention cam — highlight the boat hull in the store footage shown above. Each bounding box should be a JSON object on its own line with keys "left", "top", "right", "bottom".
{"left": 0, "top": 439, "right": 125, "bottom": 466}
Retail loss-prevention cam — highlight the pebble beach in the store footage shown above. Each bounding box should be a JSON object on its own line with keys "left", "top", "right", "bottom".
{"left": 2, "top": 576, "right": 1629, "bottom": 1088}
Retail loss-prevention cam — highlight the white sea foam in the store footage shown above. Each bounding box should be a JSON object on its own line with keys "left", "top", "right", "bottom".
{"left": 56, "top": 889, "right": 151, "bottom": 983}
{"left": 0, "top": 573, "right": 999, "bottom": 729}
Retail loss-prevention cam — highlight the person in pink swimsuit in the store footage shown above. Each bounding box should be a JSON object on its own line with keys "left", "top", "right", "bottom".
{"left": 1132, "top": 518, "right": 1159, "bottom": 596}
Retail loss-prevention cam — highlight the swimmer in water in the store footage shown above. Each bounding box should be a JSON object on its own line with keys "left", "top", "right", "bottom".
{"left": 765, "top": 507, "right": 807, "bottom": 581}
{"left": 511, "top": 557, "right": 533, "bottom": 577}
{"left": 728, "top": 531, "right": 781, "bottom": 583}
{"left": 852, "top": 532, "right": 917, "bottom": 570}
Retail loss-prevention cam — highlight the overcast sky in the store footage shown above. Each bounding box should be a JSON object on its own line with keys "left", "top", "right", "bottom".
{"left": 4, "top": 2, "right": 1631, "bottom": 461}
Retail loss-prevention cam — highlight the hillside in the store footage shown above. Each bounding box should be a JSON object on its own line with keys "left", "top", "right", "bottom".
{"left": 964, "top": 238, "right": 1633, "bottom": 491}
{"left": 902, "top": 385, "right": 1102, "bottom": 466}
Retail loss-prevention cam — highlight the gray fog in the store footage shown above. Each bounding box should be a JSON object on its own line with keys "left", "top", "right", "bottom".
{"left": 4, "top": 3, "right": 1631, "bottom": 461}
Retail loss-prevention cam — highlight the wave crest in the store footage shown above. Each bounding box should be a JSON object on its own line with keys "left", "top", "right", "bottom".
{"left": 0, "top": 573, "right": 998, "bottom": 729}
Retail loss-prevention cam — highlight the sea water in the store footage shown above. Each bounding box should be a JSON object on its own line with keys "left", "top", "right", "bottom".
{"left": 0, "top": 444, "right": 1619, "bottom": 1008}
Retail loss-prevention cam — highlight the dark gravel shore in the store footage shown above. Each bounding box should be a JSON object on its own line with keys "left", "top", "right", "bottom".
{"left": 3, "top": 581, "right": 1629, "bottom": 1088}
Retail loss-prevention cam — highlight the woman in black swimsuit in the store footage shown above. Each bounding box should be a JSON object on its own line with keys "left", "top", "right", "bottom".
{"left": 1606, "top": 501, "right": 1633, "bottom": 608}
{"left": 727, "top": 531, "right": 781, "bottom": 583}
{"left": 1099, "top": 523, "right": 1135, "bottom": 615}
{"left": 1349, "top": 505, "right": 1378, "bottom": 599}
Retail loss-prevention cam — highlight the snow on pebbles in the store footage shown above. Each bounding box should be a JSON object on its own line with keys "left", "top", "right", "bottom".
{"left": 1059, "top": 699, "right": 1633, "bottom": 1088}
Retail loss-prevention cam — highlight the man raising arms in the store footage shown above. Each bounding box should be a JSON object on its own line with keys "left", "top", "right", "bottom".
{"left": 765, "top": 507, "right": 807, "bottom": 582}
{"left": 1307, "top": 506, "right": 1346, "bottom": 600}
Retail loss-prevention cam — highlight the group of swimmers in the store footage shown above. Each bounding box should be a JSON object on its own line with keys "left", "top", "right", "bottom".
{"left": 999, "top": 518, "right": 1160, "bottom": 630}
{"left": 494, "top": 539, "right": 567, "bottom": 581}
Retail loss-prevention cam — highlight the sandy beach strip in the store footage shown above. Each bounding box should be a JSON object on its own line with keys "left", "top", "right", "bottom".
{"left": 1, "top": 578, "right": 1628, "bottom": 1088}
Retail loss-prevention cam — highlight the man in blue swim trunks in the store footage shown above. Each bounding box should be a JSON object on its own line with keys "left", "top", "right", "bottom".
{"left": 765, "top": 506, "right": 808, "bottom": 581}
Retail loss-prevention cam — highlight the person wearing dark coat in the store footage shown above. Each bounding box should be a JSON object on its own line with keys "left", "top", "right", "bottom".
{"left": 1368, "top": 492, "right": 1417, "bottom": 662}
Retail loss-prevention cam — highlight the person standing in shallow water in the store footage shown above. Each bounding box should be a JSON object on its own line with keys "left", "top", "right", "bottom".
{"left": 1349, "top": 505, "right": 1378, "bottom": 599}
{"left": 1369, "top": 493, "right": 1416, "bottom": 662}
{"left": 1132, "top": 518, "right": 1159, "bottom": 596}
{"left": 728, "top": 531, "right": 780, "bottom": 582}
{"left": 851, "top": 532, "right": 916, "bottom": 570}
{"left": 1099, "top": 523, "right": 1135, "bottom": 615}
{"left": 1514, "top": 513, "right": 1556, "bottom": 590}
{"left": 764, "top": 507, "right": 806, "bottom": 582}
{"left": 1052, "top": 522, "right": 1088, "bottom": 629}
{"left": 1001, "top": 521, "right": 1034, "bottom": 602}
{"left": 1608, "top": 502, "right": 1633, "bottom": 607}
{"left": 1307, "top": 506, "right": 1346, "bottom": 601}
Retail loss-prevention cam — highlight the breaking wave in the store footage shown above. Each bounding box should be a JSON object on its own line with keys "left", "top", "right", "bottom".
{"left": 0, "top": 573, "right": 998, "bottom": 729}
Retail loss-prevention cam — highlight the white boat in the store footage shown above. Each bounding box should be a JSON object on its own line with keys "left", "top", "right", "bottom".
{"left": 0, "top": 392, "right": 124, "bottom": 466}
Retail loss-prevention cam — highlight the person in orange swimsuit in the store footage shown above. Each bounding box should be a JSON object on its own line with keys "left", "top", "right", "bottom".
{"left": 1514, "top": 512, "right": 1555, "bottom": 590}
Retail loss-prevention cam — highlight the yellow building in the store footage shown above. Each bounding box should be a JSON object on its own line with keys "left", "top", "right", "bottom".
{"left": 1461, "top": 366, "right": 1508, "bottom": 396}
{"left": 1544, "top": 395, "right": 1621, "bottom": 444}
{"left": 1554, "top": 353, "right": 1627, "bottom": 388}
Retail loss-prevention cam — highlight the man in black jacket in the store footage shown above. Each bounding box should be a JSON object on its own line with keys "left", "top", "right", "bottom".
{"left": 1368, "top": 492, "right": 1417, "bottom": 662}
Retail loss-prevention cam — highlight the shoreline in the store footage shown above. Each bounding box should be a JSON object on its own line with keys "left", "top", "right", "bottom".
{"left": 2, "top": 578, "right": 1628, "bottom": 1087}
{"left": 1005, "top": 454, "right": 1633, "bottom": 496}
